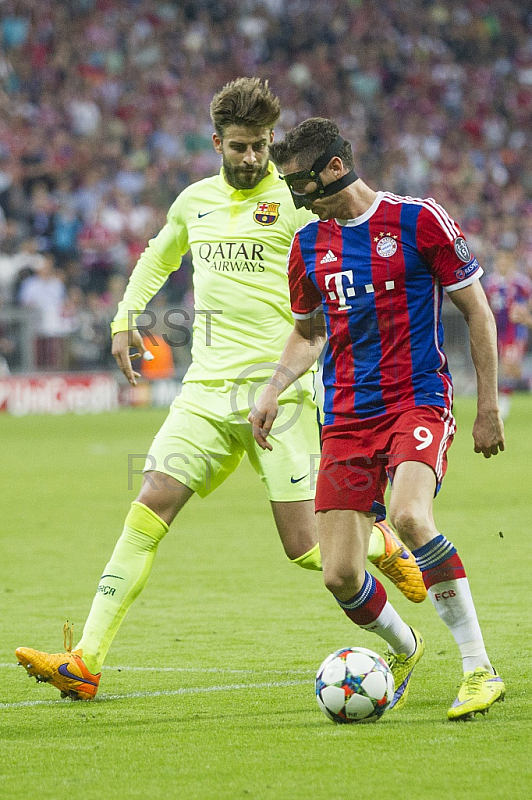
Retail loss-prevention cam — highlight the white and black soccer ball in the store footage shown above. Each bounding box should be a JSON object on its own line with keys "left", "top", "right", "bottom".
{"left": 315, "top": 646, "right": 395, "bottom": 724}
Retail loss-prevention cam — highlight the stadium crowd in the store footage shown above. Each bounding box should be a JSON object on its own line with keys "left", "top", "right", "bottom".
{"left": 0, "top": 0, "right": 530, "bottom": 372}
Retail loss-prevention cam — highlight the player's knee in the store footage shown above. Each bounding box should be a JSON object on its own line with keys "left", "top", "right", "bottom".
{"left": 136, "top": 471, "right": 192, "bottom": 524}
{"left": 389, "top": 506, "right": 431, "bottom": 547}
{"left": 323, "top": 565, "right": 364, "bottom": 598}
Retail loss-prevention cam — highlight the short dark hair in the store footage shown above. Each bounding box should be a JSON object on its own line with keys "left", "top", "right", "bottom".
{"left": 270, "top": 117, "right": 354, "bottom": 171}
{"left": 210, "top": 77, "right": 281, "bottom": 137}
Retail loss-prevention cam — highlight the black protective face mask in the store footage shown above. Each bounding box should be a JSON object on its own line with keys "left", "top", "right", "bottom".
{"left": 283, "top": 135, "right": 358, "bottom": 209}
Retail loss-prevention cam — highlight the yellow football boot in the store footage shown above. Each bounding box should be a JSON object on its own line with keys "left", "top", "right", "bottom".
{"left": 387, "top": 627, "right": 425, "bottom": 710}
{"left": 448, "top": 668, "right": 505, "bottom": 721}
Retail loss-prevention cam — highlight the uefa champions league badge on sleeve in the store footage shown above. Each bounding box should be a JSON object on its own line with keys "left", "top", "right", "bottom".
{"left": 453, "top": 236, "right": 471, "bottom": 262}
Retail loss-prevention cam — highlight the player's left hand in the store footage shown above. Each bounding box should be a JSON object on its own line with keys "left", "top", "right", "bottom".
{"left": 248, "top": 385, "right": 280, "bottom": 451}
{"left": 472, "top": 409, "right": 505, "bottom": 458}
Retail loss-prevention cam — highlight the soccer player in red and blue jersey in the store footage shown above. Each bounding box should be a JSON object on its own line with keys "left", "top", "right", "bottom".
{"left": 250, "top": 117, "right": 506, "bottom": 720}
{"left": 484, "top": 248, "right": 532, "bottom": 419}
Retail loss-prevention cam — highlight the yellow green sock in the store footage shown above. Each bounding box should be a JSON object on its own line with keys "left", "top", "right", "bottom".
{"left": 290, "top": 527, "right": 386, "bottom": 572}
{"left": 367, "top": 525, "right": 386, "bottom": 562}
{"left": 290, "top": 542, "right": 322, "bottom": 571}
{"left": 76, "top": 502, "right": 168, "bottom": 673}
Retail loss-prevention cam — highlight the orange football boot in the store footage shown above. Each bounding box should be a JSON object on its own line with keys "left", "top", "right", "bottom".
{"left": 372, "top": 520, "right": 427, "bottom": 603}
{"left": 15, "top": 623, "right": 100, "bottom": 700}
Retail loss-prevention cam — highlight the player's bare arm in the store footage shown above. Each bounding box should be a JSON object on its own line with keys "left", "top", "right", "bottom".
{"left": 449, "top": 280, "right": 505, "bottom": 458}
{"left": 249, "top": 312, "right": 327, "bottom": 450}
{"left": 112, "top": 329, "right": 149, "bottom": 386}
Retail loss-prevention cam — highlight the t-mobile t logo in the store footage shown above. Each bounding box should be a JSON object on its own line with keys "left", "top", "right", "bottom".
{"left": 325, "top": 270, "right": 355, "bottom": 311}
{"left": 325, "top": 270, "right": 396, "bottom": 311}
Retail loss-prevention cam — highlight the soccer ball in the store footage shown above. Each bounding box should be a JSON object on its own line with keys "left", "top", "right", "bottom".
{"left": 315, "top": 646, "right": 395, "bottom": 724}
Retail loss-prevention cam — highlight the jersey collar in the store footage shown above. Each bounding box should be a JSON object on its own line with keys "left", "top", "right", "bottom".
{"left": 219, "top": 161, "right": 280, "bottom": 198}
{"left": 336, "top": 191, "right": 384, "bottom": 226}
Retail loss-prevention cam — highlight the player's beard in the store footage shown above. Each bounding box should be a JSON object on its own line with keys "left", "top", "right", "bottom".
{"left": 222, "top": 157, "right": 269, "bottom": 190}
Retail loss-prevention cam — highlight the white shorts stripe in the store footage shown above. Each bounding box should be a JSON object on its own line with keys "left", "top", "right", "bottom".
{"left": 435, "top": 408, "right": 456, "bottom": 479}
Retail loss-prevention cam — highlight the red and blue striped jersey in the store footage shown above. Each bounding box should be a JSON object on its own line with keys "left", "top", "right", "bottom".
{"left": 288, "top": 191, "right": 483, "bottom": 424}
{"left": 484, "top": 270, "right": 532, "bottom": 346}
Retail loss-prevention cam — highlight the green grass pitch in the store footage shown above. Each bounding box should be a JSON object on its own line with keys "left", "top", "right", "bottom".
{"left": 0, "top": 396, "right": 531, "bottom": 799}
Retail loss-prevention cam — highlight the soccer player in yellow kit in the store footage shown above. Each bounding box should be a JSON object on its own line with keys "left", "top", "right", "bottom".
{"left": 15, "top": 78, "right": 425, "bottom": 700}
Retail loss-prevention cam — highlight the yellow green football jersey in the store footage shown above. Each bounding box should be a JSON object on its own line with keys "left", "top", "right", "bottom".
{"left": 112, "top": 162, "right": 314, "bottom": 381}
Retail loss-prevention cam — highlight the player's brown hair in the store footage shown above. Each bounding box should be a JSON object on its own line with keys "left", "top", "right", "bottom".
{"left": 210, "top": 77, "right": 281, "bottom": 137}
{"left": 270, "top": 117, "right": 355, "bottom": 171}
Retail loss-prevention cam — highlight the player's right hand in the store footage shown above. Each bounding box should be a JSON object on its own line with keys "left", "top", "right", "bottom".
{"left": 112, "top": 329, "right": 148, "bottom": 386}
{"left": 248, "top": 385, "right": 280, "bottom": 451}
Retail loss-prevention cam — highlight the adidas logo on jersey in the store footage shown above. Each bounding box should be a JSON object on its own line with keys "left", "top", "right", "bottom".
{"left": 320, "top": 249, "right": 338, "bottom": 264}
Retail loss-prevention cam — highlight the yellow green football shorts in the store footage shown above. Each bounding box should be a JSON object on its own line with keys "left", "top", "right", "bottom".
{"left": 144, "top": 374, "right": 320, "bottom": 502}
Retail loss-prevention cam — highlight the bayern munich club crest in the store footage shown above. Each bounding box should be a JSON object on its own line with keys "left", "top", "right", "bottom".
{"left": 254, "top": 201, "right": 280, "bottom": 226}
{"left": 375, "top": 232, "right": 398, "bottom": 258}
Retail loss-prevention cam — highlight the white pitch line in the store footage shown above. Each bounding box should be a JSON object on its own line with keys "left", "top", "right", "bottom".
{"left": 110, "top": 666, "right": 310, "bottom": 674}
{"left": 1, "top": 663, "right": 311, "bottom": 675}
{"left": 0, "top": 679, "right": 309, "bottom": 709}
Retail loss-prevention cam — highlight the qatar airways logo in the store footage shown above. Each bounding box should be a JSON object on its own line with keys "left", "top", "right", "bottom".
{"left": 325, "top": 270, "right": 396, "bottom": 311}
{"left": 199, "top": 241, "right": 266, "bottom": 272}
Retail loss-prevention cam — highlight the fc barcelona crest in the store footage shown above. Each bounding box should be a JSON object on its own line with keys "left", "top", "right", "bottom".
{"left": 254, "top": 202, "right": 280, "bottom": 226}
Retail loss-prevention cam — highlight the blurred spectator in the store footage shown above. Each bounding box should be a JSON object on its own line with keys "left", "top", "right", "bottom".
{"left": 484, "top": 248, "right": 532, "bottom": 418}
{"left": 100, "top": 272, "right": 127, "bottom": 315}
{"left": 78, "top": 205, "right": 124, "bottom": 293}
{"left": 18, "top": 252, "right": 67, "bottom": 368}
{"left": 0, "top": 217, "right": 24, "bottom": 255}
{"left": 28, "top": 182, "right": 55, "bottom": 252}
{"left": 51, "top": 201, "right": 82, "bottom": 266}
{"left": 62, "top": 286, "right": 111, "bottom": 370}
{"left": 0, "top": 237, "right": 45, "bottom": 303}
{"left": 0, "top": 0, "right": 530, "bottom": 373}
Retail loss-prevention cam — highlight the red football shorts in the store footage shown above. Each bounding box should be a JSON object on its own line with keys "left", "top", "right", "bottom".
{"left": 315, "top": 405, "right": 456, "bottom": 514}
